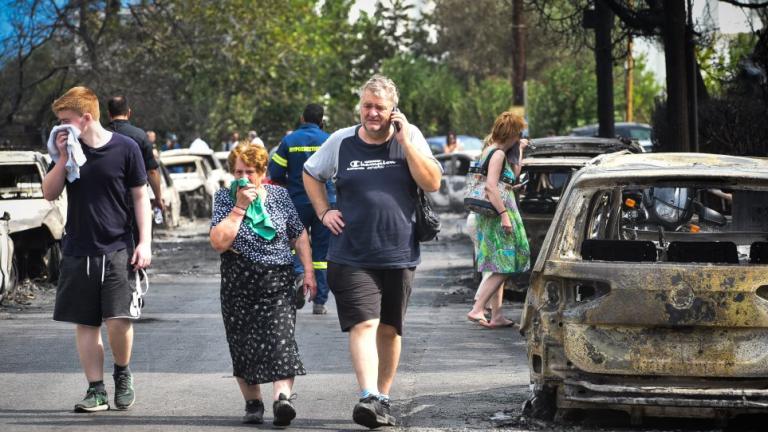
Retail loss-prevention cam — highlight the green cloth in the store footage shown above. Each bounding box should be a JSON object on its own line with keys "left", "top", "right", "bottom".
{"left": 229, "top": 178, "right": 276, "bottom": 241}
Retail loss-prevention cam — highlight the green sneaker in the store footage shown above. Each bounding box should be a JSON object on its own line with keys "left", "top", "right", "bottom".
{"left": 74, "top": 386, "right": 109, "bottom": 413}
{"left": 113, "top": 371, "right": 135, "bottom": 410}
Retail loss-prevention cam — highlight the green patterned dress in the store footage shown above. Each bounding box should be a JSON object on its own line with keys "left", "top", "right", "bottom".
{"left": 475, "top": 149, "right": 531, "bottom": 274}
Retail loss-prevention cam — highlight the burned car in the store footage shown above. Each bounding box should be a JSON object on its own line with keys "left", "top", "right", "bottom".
{"left": 521, "top": 152, "right": 768, "bottom": 423}
{"left": 161, "top": 148, "right": 234, "bottom": 190}
{"left": 428, "top": 153, "right": 473, "bottom": 211}
{"left": 0, "top": 151, "right": 67, "bottom": 291}
{"left": 517, "top": 137, "right": 642, "bottom": 272}
{"left": 0, "top": 212, "right": 13, "bottom": 302}
{"left": 159, "top": 154, "right": 217, "bottom": 219}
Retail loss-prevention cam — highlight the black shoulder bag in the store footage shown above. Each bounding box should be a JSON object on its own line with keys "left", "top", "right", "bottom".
{"left": 415, "top": 188, "right": 441, "bottom": 242}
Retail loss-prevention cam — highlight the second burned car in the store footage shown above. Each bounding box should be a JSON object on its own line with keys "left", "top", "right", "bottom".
{"left": 521, "top": 152, "right": 768, "bottom": 423}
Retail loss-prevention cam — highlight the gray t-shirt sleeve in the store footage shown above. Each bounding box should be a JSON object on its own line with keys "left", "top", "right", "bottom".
{"left": 408, "top": 125, "right": 443, "bottom": 172}
{"left": 304, "top": 126, "right": 354, "bottom": 182}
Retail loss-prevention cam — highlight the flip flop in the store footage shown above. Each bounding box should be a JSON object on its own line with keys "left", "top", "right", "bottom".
{"left": 467, "top": 316, "right": 492, "bottom": 327}
{"left": 488, "top": 320, "right": 516, "bottom": 329}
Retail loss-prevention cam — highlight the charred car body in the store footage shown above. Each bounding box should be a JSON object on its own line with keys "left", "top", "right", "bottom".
{"left": 517, "top": 137, "right": 642, "bottom": 273}
{"left": 159, "top": 154, "right": 217, "bottom": 219}
{"left": 0, "top": 151, "right": 66, "bottom": 296}
{"left": 521, "top": 152, "right": 768, "bottom": 422}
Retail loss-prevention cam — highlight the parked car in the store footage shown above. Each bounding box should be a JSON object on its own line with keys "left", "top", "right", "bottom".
{"left": 571, "top": 122, "right": 653, "bottom": 152}
{"left": 0, "top": 151, "right": 67, "bottom": 290}
{"left": 152, "top": 162, "right": 182, "bottom": 228}
{"left": 161, "top": 148, "right": 234, "bottom": 189}
{"left": 428, "top": 153, "right": 473, "bottom": 211}
{"left": 159, "top": 154, "right": 217, "bottom": 219}
{"left": 426, "top": 135, "right": 484, "bottom": 158}
{"left": 516, "top": 137, "right": 643, "bottom": 277}
{"left": 214, "top": 150, "right": 230, "bottom": 172}
{"left": 0, "top": 212, "right": 13, "bottom": 303}
{"left": 521, "top": 152, "right": 768, "bottom": 423}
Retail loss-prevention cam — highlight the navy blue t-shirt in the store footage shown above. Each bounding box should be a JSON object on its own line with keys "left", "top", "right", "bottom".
{"left": 52, "top": 133, "right": 147, "bottom": 256}
{"left": 303, "top": 125, "right": 440, "bottom": 269}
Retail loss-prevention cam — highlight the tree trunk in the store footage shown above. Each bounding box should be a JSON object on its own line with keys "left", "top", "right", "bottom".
{"left": 511, "top": 0, "right": 526, "bottom": 107}
{"left": 662, "top": 0, "right": 690, "bottom": 152}
{"left": 595, "top": 0, "right": 615, "bottom": 138}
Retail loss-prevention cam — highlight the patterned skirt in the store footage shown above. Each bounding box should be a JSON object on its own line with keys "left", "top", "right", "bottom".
{"left": 220, "top": 251, "right": 306, "bottom": 385}
{"left": 475, "top": 205, "right": 531, "bottom": 274}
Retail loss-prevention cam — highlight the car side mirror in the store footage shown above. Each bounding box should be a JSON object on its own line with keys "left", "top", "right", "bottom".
{"left": 1, "top": 212, "right": 10, "bottom": 221}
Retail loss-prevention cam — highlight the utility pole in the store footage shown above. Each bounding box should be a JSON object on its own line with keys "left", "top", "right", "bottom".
{"left": 625, "top": 0, "right": 634, "bottom": 123}
{"left": 662, "top": 0, "right": 691, "bottom": 152}
{"left": 511, "top": 0, "right": 526, "bottom": 111}
{"left": 595, "top": 0, "right": 615, "bottom": 138}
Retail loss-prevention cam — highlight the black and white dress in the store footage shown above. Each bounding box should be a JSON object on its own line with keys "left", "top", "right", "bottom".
{"left": 211, "top": 184, "right": 306, "bottom": 384}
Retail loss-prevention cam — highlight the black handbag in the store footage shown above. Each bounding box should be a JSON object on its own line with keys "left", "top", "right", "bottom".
{"left": 415, "top": 188, "right": 441, "bottom": 242}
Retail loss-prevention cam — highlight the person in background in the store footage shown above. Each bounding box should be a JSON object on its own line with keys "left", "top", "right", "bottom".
{"left": 443, "top": 131, "right": 461, "bottom": 154}
{"left": 107, "top": 95, "right": 164, "bottom": 236}
{"left": 210, "top": 142, "right": 317, "bottom": 427}
{"left": 466, "top": 111, "right": 530, "bottom": 328}
{"left": 248, "top": 130, "right": 265, "bottom": 147}
{"left": 268, "top": 103, "right": 334, "bottom": 315}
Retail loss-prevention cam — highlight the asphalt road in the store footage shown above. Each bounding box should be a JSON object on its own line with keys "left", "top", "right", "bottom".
{"left": 0, "top": 214, "right": 535, "bottom": 431}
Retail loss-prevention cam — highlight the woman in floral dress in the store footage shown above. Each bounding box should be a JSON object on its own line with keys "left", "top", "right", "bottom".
{"left": 466, "top": 111, "right": 530, "bottom": 328}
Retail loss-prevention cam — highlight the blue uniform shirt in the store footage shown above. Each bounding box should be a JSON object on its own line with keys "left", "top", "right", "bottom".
{"left": 268, "top": 123, "right": 335, "bottom": 206}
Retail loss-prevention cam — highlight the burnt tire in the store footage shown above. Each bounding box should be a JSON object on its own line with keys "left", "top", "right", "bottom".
{"left": 1, "top": 253, "right": 19, "bottom": 304}
{"left": 45, "top": 242, "right": 61, "bottom": 283}
{"left": 522, "top": 386, "right": 557, "bottom": 421}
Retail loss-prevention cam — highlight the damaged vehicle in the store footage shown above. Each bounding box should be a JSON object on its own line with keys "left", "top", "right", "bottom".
{"left": 152, "top": 162, "right": 182, "bottom": 228}
{"left": 428, "top": 153, "right": 473, "bottom": 211}
{"left": 159, "top": 154, "right": 217, "bottom": 219}
{"left": 161, "top": 148, "right": 234, "bottom": 190}
{"left": 521, "top": 152, "right": 768, "bottom": 424}
{"left": 0, "top": 212, "right": 12, "bottom": 302}
{"left": 0, "top": 151, "right": 66, "bottom": 292}
{"left": 516, "top": 137, "right": 642, "bottom": 278}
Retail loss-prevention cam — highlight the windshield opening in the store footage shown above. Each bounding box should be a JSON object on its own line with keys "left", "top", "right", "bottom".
{"left": 581, "top": 183, "right": 768, "bottom": 264}
{"left": 0, "top": 164, "right": 43, "bottom": 200}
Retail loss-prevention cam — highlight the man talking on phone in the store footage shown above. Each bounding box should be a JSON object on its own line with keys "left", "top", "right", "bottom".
{"left": 303, "top": 75, "right": 442, "bottom": 428}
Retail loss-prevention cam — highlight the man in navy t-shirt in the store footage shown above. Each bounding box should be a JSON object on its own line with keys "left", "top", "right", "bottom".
{"left": 42, "top": 86, "right": 152, "bottom": 414}
{"left": 303, "top": 75, "right": 441, "bottom": 428}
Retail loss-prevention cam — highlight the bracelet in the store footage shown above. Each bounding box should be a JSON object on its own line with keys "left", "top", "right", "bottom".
{"left": 497, "top": 208, "right": 506, "bottom": 215}
{"left": 235, "top": 205, "right": 247, "bottom": 211}
{"left": 320, "top": 208, "right": 333, "bottom": 223}
{"left": 231, "top": 207, "right": 245, "bottom": 216}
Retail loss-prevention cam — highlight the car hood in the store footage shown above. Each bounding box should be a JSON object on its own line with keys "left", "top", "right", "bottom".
{"left": 0, "top": 199, "right": 62, "bottom": 235}
{"left": 169, "top": 174, "right": 205, "bottom": 193}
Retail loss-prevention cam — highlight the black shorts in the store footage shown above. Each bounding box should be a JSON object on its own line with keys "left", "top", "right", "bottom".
{"left": 327, "top": 262, "right": 415, "bottom": 336}
{"left": 53, "top": 249, "right": 137, "bottom": 327}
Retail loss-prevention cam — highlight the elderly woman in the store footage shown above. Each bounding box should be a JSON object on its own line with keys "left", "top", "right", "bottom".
{"left": 466, "top": 111, "right": 530, "bottom": 328}
{"left": 210, "top": 142, "right": 316, "bottom": 427}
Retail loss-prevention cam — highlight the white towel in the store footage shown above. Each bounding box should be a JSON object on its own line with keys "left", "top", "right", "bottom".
{"left": 47, "top": 125, "right": 86, "bottom": 182}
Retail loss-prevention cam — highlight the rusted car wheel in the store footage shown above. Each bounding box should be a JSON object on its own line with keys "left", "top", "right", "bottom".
{"left": 44, "top": 242, "right": 61, "bottom": 283}
{"left": 522, "top": 385, "right": 557, "bottom": 421}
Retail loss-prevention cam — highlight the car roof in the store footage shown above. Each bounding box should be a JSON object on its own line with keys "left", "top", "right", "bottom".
{"left": 571, "top": 122, "right": 651, "bottom": 134}
{"left": 161, "top": 148, "right": 213, "bottom": 157}
{"left": 0, "top": 150, "right": 46, "bottom": 164}
{"left": 160, "top": 154, "right": 203, "bottom": 164}
{"left": 522, "top": 156, "right": 593, "bottom": 167}
{"left": 529, "top": 136, "right": 642, "bottom": 157}
{"left": 578, "top": 152, "right": 768, "bottom": 180}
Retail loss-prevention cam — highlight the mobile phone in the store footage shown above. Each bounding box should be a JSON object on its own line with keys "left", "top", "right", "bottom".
{"left": 392, "top": 106, "right": 401, "bottom": 132}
